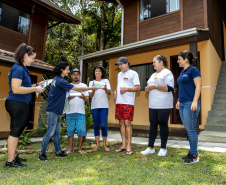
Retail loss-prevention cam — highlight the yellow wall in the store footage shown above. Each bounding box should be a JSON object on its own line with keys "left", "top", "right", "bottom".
{"left": 0, "top": 65, "right": 43, "bottom": 132}
{"left": 198, "top": 40, "right": 222, "bottom": 129}
{"left": 108, "top": 40, "right": 222, "bottom": 130}
{"left": 108, "top": 44, "right": 190, "bottom": 128}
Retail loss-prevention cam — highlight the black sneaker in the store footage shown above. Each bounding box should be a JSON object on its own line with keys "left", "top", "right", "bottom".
{"left": 55, "top": 151, "right": 68, "bottom": 157}
{"left": 181, "top": 151, "right": 190, "bottom": 161}
{"left": 5, "top": 160, "right": 27, "bottom": 168}
{"left": 15, "top": 154, "right": 27, "bottom": 163}
{"left": 38, "top": 153, "right": 47, "bottom": 161}
{"left": 183, "top": 154, "right": 199, "bottom": 164}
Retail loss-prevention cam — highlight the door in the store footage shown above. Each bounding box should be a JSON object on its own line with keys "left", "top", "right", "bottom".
{"left": 170, "top": 56, "right": 182, "bottom": 124}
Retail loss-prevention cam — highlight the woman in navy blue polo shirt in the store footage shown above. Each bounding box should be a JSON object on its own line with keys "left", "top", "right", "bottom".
{"left": 176, "top": 50, "right": 201, "bottom": 164}
{"left": 5, "top": 43, "right": 45, "bottom": 168}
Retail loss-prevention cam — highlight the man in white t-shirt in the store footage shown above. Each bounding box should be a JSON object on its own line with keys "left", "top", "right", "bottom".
{"left": 114, "top": 57, "right": 141, "bottom": 155}
{"left": 65, "top": 68, "right": 89, "bottom": 155}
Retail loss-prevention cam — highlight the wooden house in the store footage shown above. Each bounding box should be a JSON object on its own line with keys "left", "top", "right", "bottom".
{"left": 78, "top": 0, "right": 226, "bottom": 135}
{"left": 0, "top": 0, "right": 81, "bottom": 138}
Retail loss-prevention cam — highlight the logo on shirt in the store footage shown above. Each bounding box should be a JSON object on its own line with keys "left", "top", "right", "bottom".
{"left": 123, "top": 78, "right": 128, "bottom": 81}
{"left": 52, "top": 80, "right": 56, "bottom": 87}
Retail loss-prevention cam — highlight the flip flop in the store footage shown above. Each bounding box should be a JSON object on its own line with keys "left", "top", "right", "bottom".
{"left": 126, "top": 150, "right": 133, "bottom": 155}
{"left": 65, "top": 150, "right": 73, "bottom": 155}
{"left": 78, "top": 150, "right": 85, "bottom": 155}
{"left": 115, "top": 148, "right": 126, "bottom": 153}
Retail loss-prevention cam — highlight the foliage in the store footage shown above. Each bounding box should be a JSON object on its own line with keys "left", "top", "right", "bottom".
{"left": 44, "top": 0, "right": 121, "bottom": 73}
{"left": 17, "top": 130, "right": 36, "bottom": 149}
{"left": 85, "top": 104, "right": 93, "bottom": 133}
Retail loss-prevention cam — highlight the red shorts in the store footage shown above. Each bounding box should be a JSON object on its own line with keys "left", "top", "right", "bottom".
{"left": 115, "top": 104, "right": 134, "bottom": 121}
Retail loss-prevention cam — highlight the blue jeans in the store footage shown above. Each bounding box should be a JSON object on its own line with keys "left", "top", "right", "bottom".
{"left": 91, "top": 108, "right": 108, "bottom": 137}
{"left": 41, "top": 112, "right": 62, "bottom": 154}
{"left": 179, "top": 101, "right": 200, "bottom": 156}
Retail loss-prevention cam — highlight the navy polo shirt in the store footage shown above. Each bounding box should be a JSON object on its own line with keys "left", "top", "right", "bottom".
{"left": 177, "top": 65, "right": 201, "bottom": 102}
{"left": 7, "top": 63, "right": 32, "bottom": 104}
{"left": 46, "top": 75, "right": 74, "bottom": 115}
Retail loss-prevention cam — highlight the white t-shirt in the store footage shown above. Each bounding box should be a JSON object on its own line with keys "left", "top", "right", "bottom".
{"left": 147, "top": 68, "right": 174, "bottom": 109}
{"left": 116, "top": 69, "right": 140, "bottom": 106}
{"left": 89, "top": 79, "right": 111, "bottom": 109}
{"left": 66, "top": 83, "right": 89, "bottom": 114}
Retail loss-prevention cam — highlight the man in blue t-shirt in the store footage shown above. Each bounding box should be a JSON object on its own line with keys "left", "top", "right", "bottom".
{"left": 39, "top": 61, "right": 98, "bottom": 161}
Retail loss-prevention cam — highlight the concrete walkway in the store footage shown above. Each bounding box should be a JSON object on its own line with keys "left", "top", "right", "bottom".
{"left": 1, "top": 132, "right": 225, "bottom": 153}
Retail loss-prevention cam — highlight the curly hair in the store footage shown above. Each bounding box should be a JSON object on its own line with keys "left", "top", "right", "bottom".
{"left": 14, "top": 43, "right": 36, "bottom": 65}
{"left": 92, "top": 65, "right": 106, "bottom": 79}
{"left": 53, "top": 61, "right": 69, "bottom": 76}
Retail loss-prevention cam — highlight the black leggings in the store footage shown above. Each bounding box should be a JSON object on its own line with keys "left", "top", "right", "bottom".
{"left": 5, "top": 99, "right": 29, "bottom": 138}
{"left": 148, "top": 109, "right": 171, "bottom": 148}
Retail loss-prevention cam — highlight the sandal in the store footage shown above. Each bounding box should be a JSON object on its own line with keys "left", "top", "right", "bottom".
{"left": 65, "top": 150, "right": 73, "bottom": 155}
{"left": 126, "top": 150, "right": 133, "bottom": 155}
{"left": 115, "top": 148, "right": 126, "bottom": 153}
{"left": 78, "top": 150, "right": 85, "bottom": 155}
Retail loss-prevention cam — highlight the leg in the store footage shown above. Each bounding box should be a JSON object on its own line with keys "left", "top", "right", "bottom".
{"left": 76, "top": 114, "right": 86, "bottom": 153}
{"left": 158, "top": 109, "right": 171, "bottom": 149}
{"left": 180, "top": 102, "right": 200, "bottom": 156}
{"left": 41, "top": 112, "right": 58, "bottom": 154}
{"left": 53, "top": 114, "right": 62, "bottom": 154}
{"left": 7, "top": 136, "right": 19, "bottom": 162}
{"left": 100, "top": 108, "right": 109, "bottom": 151}
{"left": 125, "top": 120, "right": 132, "bottom": 152}
{"left": 91, "top": 109, "right": 101, "bottom": 151}
{"left": 148, "top": 109, "right": 158, "bottom": 149}
{"left": 119, "top": 119, "right": 127, "bottom": 149}
{"left": 66, "top": 114, "right": 76, "bottom": 154}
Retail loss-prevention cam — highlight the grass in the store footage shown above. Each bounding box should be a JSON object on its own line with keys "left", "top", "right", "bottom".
{"left": 0, "top": 140, "right": 225, "bottom": 185}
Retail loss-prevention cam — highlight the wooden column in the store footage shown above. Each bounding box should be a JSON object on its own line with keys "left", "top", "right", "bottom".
{"left": 82, "top": 62, "right": 88, "bottom": 84}
{"left": 189, "top": 41, "right": 198, "bottom": 58}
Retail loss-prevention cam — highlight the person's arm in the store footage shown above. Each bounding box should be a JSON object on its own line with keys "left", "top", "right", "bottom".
{"left": 191, "top": 77, "right": 202, "bottom": 111}
{"left": 31, "top": 79, "right": 49, "bottom": 87}
{"left": 176, "top": 99, "right": 180, "bottom": 110}
{"left": 89, "top": 82, "right": 95, "bottom": 98}
{"left": 72, "top": 85, "right": 98, "bottom": 92}
{"left": 120, "top": 85, "right": 141, "bottom": 95}
{"left": 12, "top": 78, "right": 44, "bottom": 94}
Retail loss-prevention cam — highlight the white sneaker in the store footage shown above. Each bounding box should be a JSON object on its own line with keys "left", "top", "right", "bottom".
{"left": 158, "top": 148, "right": 167, "bottom": 156}
{"left": 141, "top": 148, "right": 155, "bottom": 155}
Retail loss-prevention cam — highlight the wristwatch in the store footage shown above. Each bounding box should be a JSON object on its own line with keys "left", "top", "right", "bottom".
{"left": 36, "top": 83, "right": 39, "bottom": 86}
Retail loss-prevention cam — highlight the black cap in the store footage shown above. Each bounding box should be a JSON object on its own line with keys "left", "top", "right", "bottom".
{"left": 71, "top": 68, "right": 80, "bottom": 74}
{"left": 115, "top": 57, "right": 129, "bottom": 65}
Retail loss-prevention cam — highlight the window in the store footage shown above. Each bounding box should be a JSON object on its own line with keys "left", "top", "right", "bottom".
{"left": 140, "top": 0, "right": 180, "bottom": 21}
{"left": 130, "top": 63, "right": 155, "bottom": 91}
{"left": 0, "top": 2, "right": 30, "bottom": 35}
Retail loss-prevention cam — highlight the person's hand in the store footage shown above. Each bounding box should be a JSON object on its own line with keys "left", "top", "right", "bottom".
{"left": 68, "top": 96, "right": 75, "bottom": 101}
{"left": 103, "top": 84, "right": 107, "bottom": 91}
{"left": 120, "top": 87, "right": 128, "bottom": 95}
{"left": 176, "top": 101, "right": 180, "bottom": 110}
{"left": 114, "top": 90, "right": 117, "bottom": 100}
{"left": 91, "top": 86, "right": 99, "bottom": 91}
{"left": 35, "top": 86, "right": 45, "bottom": 93}
{"left": 190, "top": 101, "right": 198, "bottom": 111}
{"left": 37, "top": 79, "right": 49, "bottom": 86}
{"left": 145, "top": 86, "right": 150, "bottom": 93}
{"left": 79, "top": 94, "right": 85, "bottom": 100}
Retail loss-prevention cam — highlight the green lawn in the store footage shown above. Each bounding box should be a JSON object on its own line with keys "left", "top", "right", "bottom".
{"left": 0, "top": 141, "right": 225, "bottom": 185}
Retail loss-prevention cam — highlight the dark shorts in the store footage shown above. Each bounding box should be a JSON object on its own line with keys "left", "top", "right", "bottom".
{"left": 5, "top": 99, "right": 29, "bottom": 138}
{"left": 115, "top": 104, "right": 134, "bottom": 121}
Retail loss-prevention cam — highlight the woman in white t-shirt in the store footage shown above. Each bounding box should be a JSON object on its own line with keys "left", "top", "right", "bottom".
{"left": 89, "top": 65, "right": 111, "bottom": 151}
{"left": 141, "top": 55, "right": 174, "bottom": 157}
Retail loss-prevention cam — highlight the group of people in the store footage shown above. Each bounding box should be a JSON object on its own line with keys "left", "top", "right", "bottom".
{"left": 4, "top": 43, "right": 201, "bottom": 168}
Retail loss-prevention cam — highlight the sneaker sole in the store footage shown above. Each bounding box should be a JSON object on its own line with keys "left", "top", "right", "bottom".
{"left": 38, "top": 158, "right": 47, "bottom": 161}
{"left": 183, "top": 157, "right": 199, "bottom": 164}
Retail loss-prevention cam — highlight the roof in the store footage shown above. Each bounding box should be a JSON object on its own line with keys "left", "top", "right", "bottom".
{"left": 0, "top": 49, "right": 54, "bottom": 73}
{"left": 78, "top": 27, "right": 209, "bottom": 62}
{"left": 30, "top": 0, "right": 81, "bottom": 24}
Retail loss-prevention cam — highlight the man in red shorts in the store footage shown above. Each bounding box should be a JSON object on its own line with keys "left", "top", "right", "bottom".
{"left": 114, "top": 57, "right": 140, "bottom": 155}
